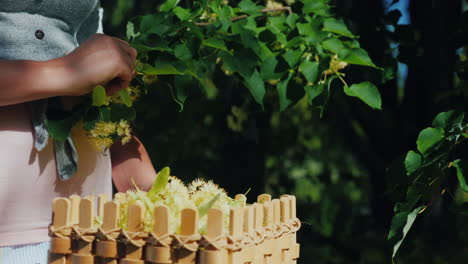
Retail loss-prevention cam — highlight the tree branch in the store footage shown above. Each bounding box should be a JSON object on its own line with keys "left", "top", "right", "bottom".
{"left": 194, "top": 6, "right": 292, "bottom": 26}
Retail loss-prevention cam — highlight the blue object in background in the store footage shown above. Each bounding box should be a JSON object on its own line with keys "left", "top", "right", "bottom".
{"left": 383, "top": 0, "right": 410, "bottom": 98}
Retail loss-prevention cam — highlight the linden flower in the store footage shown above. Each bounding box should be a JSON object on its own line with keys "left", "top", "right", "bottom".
{"left": 117, "top": 120, "right": 132, "bottom": 145}
{"left": 190, "top": 180, "right": 236, "bottom": 233}
{"left": 159, "top": 177, "right": 196, "bottom": 233}
{"left": 107, "top": 170, "right": 246, "bottom": 234}
{"left": 127, "top": 86, "right": 141, "bottom": 102}
{"left": 91, "top": 121, "right": 117, "bottom": 137}
{"left": 323, "top": 55, "right": 348, "bottom": 76}
{"left": 111, "top": 86, "right": 141, "bottom": 104}
{"left": 89, "top": 136, "right": 113, "bottom": 151}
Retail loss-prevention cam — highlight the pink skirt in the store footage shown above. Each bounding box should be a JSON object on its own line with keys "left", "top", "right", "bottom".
{"left": 0, "top": 103, "right": 112, "bottom": 246}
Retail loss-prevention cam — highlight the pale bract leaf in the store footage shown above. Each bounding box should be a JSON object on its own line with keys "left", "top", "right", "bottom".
{"left": 391, "top": 206, "right": 423, "bottom": 260}
{"left": 198, "top": 193, "right": 221, "bottom": 218}
{"left": 92, "top": 85, "right": 108, "bottom": 107}
{"left": 118, "top": 89, "right": 133, "bottom": 107}
{"left": 148, "top": 167, "right": 170, "bottom": 197}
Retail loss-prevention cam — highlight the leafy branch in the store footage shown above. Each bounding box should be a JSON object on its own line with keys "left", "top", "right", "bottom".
{"left": 387, "top": 110, "right": 468, "bottom": 260}
{"left": 128, "top": 0, "right": 382, "bottom": 112}
{"left": 194, "top": 6, "right": 293, "bottom": 26}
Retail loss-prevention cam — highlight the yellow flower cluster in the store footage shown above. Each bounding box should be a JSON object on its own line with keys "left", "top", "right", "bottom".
{"left": 110, "top": 86, "right": 141, "bottom": 104}
{"left": 112, "top": 172, "right": 245, "bottom": 234}
{"left": 87, "top": 120, "right": 132, "bottom": 151}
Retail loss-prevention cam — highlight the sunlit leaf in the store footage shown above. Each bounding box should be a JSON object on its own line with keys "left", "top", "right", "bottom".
{"left": 342, "top": 48, "right": 378, "bottom": 68}
{"left": 92, "top": 85, "right": 108, "bottom": 107}
{"left": 148, "top": 167, "right": 170, "bottom": 197}
{"left": 344, "top": 82, "right": 382, "bottom": 110}
{"left": 416, "top": 127, "right": 444, "bottom": 154}
{"left": 323, "top": 18, "right": 355, "bottom": 38}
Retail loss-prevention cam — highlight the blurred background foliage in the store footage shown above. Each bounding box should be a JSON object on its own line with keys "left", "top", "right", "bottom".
{"left": 101, "top": 0, "right": 468, "bottom": 263}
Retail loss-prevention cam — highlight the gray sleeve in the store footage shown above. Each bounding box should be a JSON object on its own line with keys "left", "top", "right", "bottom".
{"left": 76, "top": 3, "right": 104, "bottom": 44}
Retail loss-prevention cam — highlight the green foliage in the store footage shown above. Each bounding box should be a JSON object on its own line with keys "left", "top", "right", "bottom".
{"left": 128, "top": 0, "right": 380, "bottom": 112}
{"left": 388, "top": 110, "right": 468, "bottom": 259}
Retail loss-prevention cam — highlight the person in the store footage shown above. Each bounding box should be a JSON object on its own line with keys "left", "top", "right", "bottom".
{"left": 0, "top": 0, "right": 157, "bottom": 263}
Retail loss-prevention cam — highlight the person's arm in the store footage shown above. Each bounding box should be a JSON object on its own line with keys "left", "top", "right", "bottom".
{"left": 0, "top": 34, "right": 137, "bottom": 106}
{"left": 110, "top": 136, "right": 157, "bottom": 192}
{"left": 0, "top": 59, "right": 72, "bottom": 106}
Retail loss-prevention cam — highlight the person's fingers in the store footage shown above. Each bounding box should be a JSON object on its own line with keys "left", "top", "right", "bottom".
{"left": 113, "top": 37, "right": 137, "bottom": 62}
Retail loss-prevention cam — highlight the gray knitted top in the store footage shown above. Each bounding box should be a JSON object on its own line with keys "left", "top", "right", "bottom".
{"left": 0, "top": 0, "right": 103, "bottom": 180}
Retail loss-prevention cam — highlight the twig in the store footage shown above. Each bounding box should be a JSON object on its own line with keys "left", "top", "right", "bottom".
{"left": 194, "top": 6, "right": 292, "bottom": 26}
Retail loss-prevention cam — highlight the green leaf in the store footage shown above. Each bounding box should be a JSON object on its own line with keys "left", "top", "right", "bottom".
{"left": 238, "top": 0, "right": 262, "bottom": 14}
{"left": 171, "top": 75, "right": 192, "bottom": 111}
{"left": 342, "top": 48, "right": 378, "bottom": 68}
{"left": 99, "top": 107, "right": 111, "bottom": 122}
{"left": 416, "top": 127, "right": 444, "bottom": 154}
{"left": 141, "top": 63, "right": 183, "bottom": 75}
{"left": 202, "top": 38, "right": 231, "bottom": 54}
{"left": 322, "top": 38, "right": 349, "bottom": 57}
{"left": 277, "top": 73, "right": 294, "bottom": 111}
{"left": 432, "top": 110, "right": 455, "bottom": 129}
{"left": 160, "top": 0, "right": 180, "bottom": 12}
{"left": 296, "top": 22, "right": 322, "bottom": 45}
{"left": 391, "top": 206, "right": 423, "bottom": 259}
{"left": 301, "top": 0, "right": 331, "bottom": 16}
{"left": 174, "top": 43, "right": 192, "bottom": 61}
{"left": 148, "top": 167, "right": 170, "bottom": 197}
{"left": 323, "top": 18, "right": 355, "bottom": 38}
{"left": 173, "top": 6, "right": 191, "bottom": 21}
{"left": 388, "top": 211, "right": 409, "bottom": 240}
{"left": 46, "top": 115, "right": 76, "bottom": 141}
{"left": 92, "top": 86, "right": 108, "bottom": 107}
{"left": 283, "top": 49, "right": 302, "bottom": 67}
{"left": 404, "top": 151, "right": 423, "bottom": 175}
{"left": 300, "top": 60, "right": 319, "bottom": 84}
{"left": 304, "top": 84, "right": 325, "bottom": 105}
{"left": 260, "top": 56, "right": 279, "bottom": 80}
{"left": 198, "top": 193, "right": 221, "bottom": 218}
{"left": 452, "top": 159, "right": 468, "bottom": 192}
{"left": 343, "top": 82, "right": 382, "bottom": 110}
{"left": 243, "top": 70, "right": 265, "bottom": 107}
{"left": 286, "top": 14, "right": 299, "bottom": 28}
{"left": 118, "top": 89, "right": 132, "bottom": 107}
{"left": 110, "top": 104, "right": 136, "bottom": 122}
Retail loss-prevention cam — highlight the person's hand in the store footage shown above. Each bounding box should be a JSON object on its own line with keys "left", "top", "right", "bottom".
{"left": 61, "top": 33, "right": 137, "bottom": 96}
